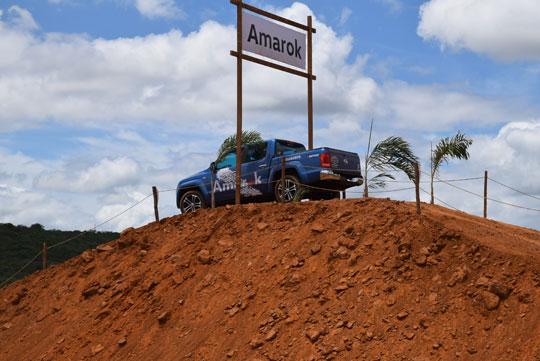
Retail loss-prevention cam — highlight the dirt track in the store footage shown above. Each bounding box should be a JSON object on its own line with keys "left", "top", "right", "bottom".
{"left": 1, "top": 198, "right": 539, "bottom": 361}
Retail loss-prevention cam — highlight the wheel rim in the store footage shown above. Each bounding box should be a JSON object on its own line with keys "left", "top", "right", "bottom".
{"left": 277, "top": 179, "right": 297, "bottom": 202}
{"left": 182, "top": 194, "right": 202, "bottom": 212}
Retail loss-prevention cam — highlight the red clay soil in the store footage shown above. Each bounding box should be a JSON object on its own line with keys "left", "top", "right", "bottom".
{"left": 1, "top": 198, "right": 540, "bottom": 361}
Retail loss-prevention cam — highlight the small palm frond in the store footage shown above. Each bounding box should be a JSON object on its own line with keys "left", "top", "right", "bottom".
{"left": 431, "top": 131, "right": 473, "bottom": 176}
{"left": 216, "top": 130, "right": 264, "bottom": 163}
{"left": 367, "top": 172, "right": 395, "bottom": 189}
{"left": 293, "top": 186, "right": 310, "bottom": 202}
{"left": 367, "top": 136, "right": 419, "bottom": 181}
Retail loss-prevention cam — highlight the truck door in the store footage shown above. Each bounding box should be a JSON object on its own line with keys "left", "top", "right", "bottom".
{"left": 213, "top": 150, "right": 237, "bottom": 203}
{"left": 241, "top": 142, "right": 270, "bottom": 198}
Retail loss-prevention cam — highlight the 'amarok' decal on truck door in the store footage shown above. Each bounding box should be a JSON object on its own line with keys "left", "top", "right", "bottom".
{"left": 214, "top": 168, "right": 263, "bottom": 197}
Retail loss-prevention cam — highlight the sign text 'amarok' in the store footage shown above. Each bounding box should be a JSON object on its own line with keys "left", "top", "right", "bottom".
{"left": 242, "top": 12, "right": 306, "bottom": 70}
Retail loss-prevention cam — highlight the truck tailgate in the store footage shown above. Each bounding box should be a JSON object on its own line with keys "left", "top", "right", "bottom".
{"left": 326, "top": 148, "right": 361, "bottom": 177}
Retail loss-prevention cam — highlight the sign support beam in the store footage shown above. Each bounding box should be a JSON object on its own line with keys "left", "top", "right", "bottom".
{"left": 307, "top": 15, "right": 313, "bottom": 150}
{"left": 230, "top": 51, "right": 316, "bottom": 80}
{"left": 235, "top": 0, "right": 243, "bottom": 205}
{"left": 230, "top": 0, "right": 316, "bottom": 34}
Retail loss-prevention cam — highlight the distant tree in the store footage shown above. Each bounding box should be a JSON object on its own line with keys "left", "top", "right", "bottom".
{"left": 430, "top": 131, "right": 473, "bottom": 204}
{"left": 30, "top": 223, "right": 44, "bottom": 231}
{"left": 210, "top": 130, "right": 264, "bottom": 208}
{"left": 0, "top": 223, "right": 118, "bottom": 288}
{"left": 363, "top": 119, "right": 419, "bottom": 197}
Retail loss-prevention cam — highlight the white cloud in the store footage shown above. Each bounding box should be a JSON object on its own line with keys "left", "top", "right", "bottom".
{"left": 407, "top": 65, "right": 435, "bottom": 75}
{"left": 379, "top": 81, "right": 517, "bottom": 131}
{"left": 6, "top": 6, "right": 38, "bottom": 31}
{"left": 95, "top": 190, "right": 155, "bottom": 232}
{"left": 339, "top": 7, "right": 352, "bottom": 26}
{"left": 134, "top": 0, "right": 184, "bottom": 19}
{"left": 0, "top": 148, "right": 48, "bottom": 188}
{"left": 0, "top": 134, "right": 214, "bottom": 231}
{"left": 0, "top": 20, "right": 236, "bottom": 131}
{"left": 0, "top": 184, "right": 76, "bottom": 229}
{"left": 315, "top": 117, "right": 366, "bottom": 150}
{"left": 0, "top": 5, "right": 381, "bottom": 134}
{"left": 375, "top": 0, "right": 402, "bottom": 13}
{"left": 468, "top": 119, "right": 540, "bottom": 193}
{"left": 418, "top": 0, "right": 540, "bottom": 61}
{"left": 47, "top": 0, "right": 182, "bottom": 20}
{"left": 35, "top": 157, "right": 140, "bottom": 193}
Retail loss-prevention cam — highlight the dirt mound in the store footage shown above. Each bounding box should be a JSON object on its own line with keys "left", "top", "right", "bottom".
{"left": 1, "top": 198, "right": 540, "bottom": 361}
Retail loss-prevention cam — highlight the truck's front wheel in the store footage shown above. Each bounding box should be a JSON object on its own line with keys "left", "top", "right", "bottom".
{"left": 180, "top": 190, "right": 207, "bottom": 213}
{"left": 274, "top": 175, "right": 300, "bottom": 203}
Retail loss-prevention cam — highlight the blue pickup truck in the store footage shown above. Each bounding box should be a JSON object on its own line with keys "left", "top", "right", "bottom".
{"left": 176, "top": 139, "right": 363, "bottom": 213}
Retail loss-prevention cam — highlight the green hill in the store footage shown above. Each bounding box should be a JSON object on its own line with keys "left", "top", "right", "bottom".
{"left": 0, "top": 223, "right": 119, "bottom": 287}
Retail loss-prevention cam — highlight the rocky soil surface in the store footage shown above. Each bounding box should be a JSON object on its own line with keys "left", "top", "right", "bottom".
{"left": 1, "top": 198, "right": 540, "bottom": 361}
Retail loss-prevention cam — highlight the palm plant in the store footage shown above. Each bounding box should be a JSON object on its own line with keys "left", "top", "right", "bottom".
{"left": 216, "top": 130, "right": 263, "bottom": 164}
{"left": 429, "top": 131, "right": 472, "bottom": 204}
{"left": 210, "top": 130, "right": 264, "bottom": 208}
{"left": 363, "top": 119, "right": 419, "bottom": 197}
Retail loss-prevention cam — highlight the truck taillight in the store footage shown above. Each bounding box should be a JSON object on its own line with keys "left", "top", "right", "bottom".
{"left": 320, "top": 152, "right": 331, "bottom": 168}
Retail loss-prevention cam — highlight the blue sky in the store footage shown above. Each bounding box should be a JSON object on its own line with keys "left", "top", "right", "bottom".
{"left": 0, "top": 0, "right": 539, "bottom": 231}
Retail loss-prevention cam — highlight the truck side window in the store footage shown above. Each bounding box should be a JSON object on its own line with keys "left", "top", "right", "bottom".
{"left": 217, "top": 152, "right": 236, "bottom": 169}
{"left": 245, "top": 144, "right": 267, "bottom": 163}
{"left": 275, "top": 140, "right": 306, "bottom": 156}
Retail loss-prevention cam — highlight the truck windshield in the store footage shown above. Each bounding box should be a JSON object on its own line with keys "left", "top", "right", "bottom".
{"left": 275, "top": 140, "right": 306, "bottom": 156}
{"left": 217, "top": 151, "right": 236, "bottom": 169}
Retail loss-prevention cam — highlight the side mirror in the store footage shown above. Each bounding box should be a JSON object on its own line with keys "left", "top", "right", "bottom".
{"left": 210, "top": 161, "right": 216, "bottom": 171}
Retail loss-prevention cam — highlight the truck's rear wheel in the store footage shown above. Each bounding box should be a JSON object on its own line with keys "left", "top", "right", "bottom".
{"left": 180, "top": 190, "right": 206, "bottom": 213}
{"left": 274, "top": 175, "right": 300, "bottom": 203}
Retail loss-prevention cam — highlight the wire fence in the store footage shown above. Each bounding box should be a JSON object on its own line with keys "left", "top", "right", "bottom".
{"left": 168, "top": 160, "right": 540, "bottom": 220}
{"left": 488, "top": 177, "right": 540, "bottom": 202}
{"left": 2, "top": 159, "right": 539, "bottom": 289}
{"left": 420, "top": 170, "right": 540, "bottom": 213}
{"left": 0, "top": 194, "right": 153, "bottom": 289}
{"left": 419, "top": 186, "right": 458, "bottom": 210}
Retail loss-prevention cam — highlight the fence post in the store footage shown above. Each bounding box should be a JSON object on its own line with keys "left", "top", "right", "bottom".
{"left": 211, "top": 171, "right": 215, "bottom": 209}
{"left": 484, "top": 170, "right": 488, "bottom": 218}
{"left": 414, "top": 163, "right": 421, "bottom": 215}
{"left": 281, "top": 157, "right": 285, "bottom": 204}
{"left": 43, "top": 242, "right": 47, "bottom": 270}
{"left": 152, "top": 186, "right": 160, "bottom": 222}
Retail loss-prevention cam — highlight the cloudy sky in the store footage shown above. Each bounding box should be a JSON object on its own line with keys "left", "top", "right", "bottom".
{"left": 0, "top": 0, "right": 539, "bottom": 232}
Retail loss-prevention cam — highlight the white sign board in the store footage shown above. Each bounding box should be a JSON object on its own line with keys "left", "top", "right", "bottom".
{"left": 242, "top": 12, "right": 306, "bottom": 70}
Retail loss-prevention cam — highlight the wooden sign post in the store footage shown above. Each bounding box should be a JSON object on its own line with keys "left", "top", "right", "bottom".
{"left": 230, "top": 0, "right": 316, "bottom": 204}
{"left": 484, "top": 170, "right": 488, "bottom": 218}
{"left": 281, "top": 157, "right": 286, "bottom": 203}
{"left": 43, "top": 242, "right": 47, "bottom": 270}
{"left": 234, "top": 1, "right": 243, "bottom": 206}
{"left": 152, "top": 186, "right": 159, "bottom": 222}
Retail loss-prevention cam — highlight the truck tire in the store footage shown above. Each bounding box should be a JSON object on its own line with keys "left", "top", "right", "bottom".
{"left": 274, "top": 175, "right": 300, "bottom": 203}
{"left": 180, "top": 190, "right": 207, "bottom": 213}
